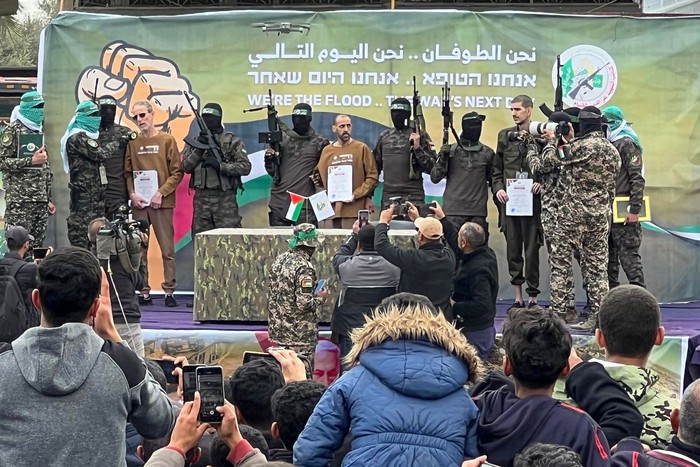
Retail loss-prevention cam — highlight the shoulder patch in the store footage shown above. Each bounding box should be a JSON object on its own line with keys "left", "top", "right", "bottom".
{"left": 1, "top": 132, "right": 12, "bottom": 147}
{"left": 299, "top": 274, "right": 314, "bottom": 295}
{"left": 629, "top": 154, "right": 641, "bottom": 167}
{"left": 87, "top": 138, "right": 99, "bottom": 148}
{"left": 129, "top": 131, "right": 137, "bottom": 140}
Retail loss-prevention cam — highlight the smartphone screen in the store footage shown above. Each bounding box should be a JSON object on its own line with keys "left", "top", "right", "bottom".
{"left": 314, "top": 279, "right": 326, "bottom": 295}
{"left": 153, "top": 359, "right": 180, "bottom": 385}
{"left": 33, "top": 248, "right": 49, "bottom": 259}
{"left": 196, "top": 366, "right": 225, "bottom": 423}
{"left": 242, "top": 351, "right": 281, "bottom": 367}
{"left": 182, "top": 364, "right": 204, "bottom": 403}
{"left": 358, "top": 209, "right": 370, "bottom": 227}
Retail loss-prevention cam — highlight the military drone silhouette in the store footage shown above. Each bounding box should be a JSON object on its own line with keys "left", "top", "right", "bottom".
{"left": 251, "top": 22, "right": 312, "bottom": 35}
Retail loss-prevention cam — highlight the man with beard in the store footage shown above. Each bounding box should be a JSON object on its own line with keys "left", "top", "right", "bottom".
{"left": 0, "top": 91, "right": 54, "bottom": 247}
{"left": 61, "top": 101, "right": 122, "bottom": 249}
{"left": 182, "top": 102, "right": 251, "bottom": 234}
{"left": 525, "top": 107, "right": 620, "bottom": 332}
{"left": 315, "top": 115, "right": 378, "bottom": 229}
{"left": 266, "top": 103, "right": 329, "bottom": 227}
{"left": 96, "top": 95, "right": 137, "bottom": 220}
{"left": 373, "top": 98, "right": 436, "bottom": 209}
{"left": 493, "top": 95, "right": 543, "bottom": 309}
{"left": 431, "top": 111, "right": 494, "bottom": 241}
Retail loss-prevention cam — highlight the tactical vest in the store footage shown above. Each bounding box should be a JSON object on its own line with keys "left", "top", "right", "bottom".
{"left": 190, "top": 133, "right": 240, "bottom": 192}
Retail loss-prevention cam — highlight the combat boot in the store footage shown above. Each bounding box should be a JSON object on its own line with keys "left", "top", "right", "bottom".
{"left": 570, "top": 312, "right": 598, "bottom": 333}
{"left": 558, "top": 307, "right": 580, "bottom": 324}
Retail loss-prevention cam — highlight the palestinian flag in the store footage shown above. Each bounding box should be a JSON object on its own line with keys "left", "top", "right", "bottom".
{"left": 286, "top": 192, "right": 306, "bottom": 222}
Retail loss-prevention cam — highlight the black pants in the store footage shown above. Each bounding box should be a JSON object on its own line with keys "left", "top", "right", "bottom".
{"left": 503, "top": 214, "right": 542, "bottom": 297}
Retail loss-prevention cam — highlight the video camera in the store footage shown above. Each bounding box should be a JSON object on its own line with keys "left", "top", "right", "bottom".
{"left": 389, "top": 196, "right": 436, "bottom": 220}
{"left": 96, "top": 205, "right": 148, "bottom": 273}
{"left": 506, "top": 121, "right": 570, "bottom": 142}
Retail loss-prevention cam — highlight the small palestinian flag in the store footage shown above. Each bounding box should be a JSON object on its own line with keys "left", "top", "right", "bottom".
{"left": 286, "top": 192, "right": 306, "bottom": 222}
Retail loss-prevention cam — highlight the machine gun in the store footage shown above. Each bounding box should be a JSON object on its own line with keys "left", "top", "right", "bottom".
{"left": 244, "top": 89, "right": 283, "bottom": 185}
{"left": 539, "top": 55, "right": 563, "bottom": 118}
{"left": 441, "top": 86, "right": 463, "bottom": 149}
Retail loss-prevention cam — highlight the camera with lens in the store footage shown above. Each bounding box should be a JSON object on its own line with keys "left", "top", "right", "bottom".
{"left": 528, "top": 121, "right": 570, "bottom": 137}
{"left": 389, "top": 196, "right": 409, "bottom": 220}
{"left": 96, "top": 205, "right": 147, "bottom": 273}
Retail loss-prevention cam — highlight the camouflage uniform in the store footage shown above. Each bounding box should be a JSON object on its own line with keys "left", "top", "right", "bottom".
{"left": 181, "top": 132, "right": 251, "bottom": 235}
{"left": 526, "top": 132, "right": 620, "bottom": 321}
{"left": 608, "top": 137, "right": 645, "bottom": 289}
{"left": 373, "top": 128, "right": 436, "bottom": 208}
{"left": 100, "top": 124, "right": 136, "bottom": 219}
{"left": 431, "top": 142, "right": 494, "bottom": 240}
{"left": 266, "top": 128, "right": 329, "bottom": 227}
{"left": 267, "top": 224, "right": 324, "bottom": 371}
{"left": 0, "top": 121, "right": 52, "bottom": 247}
{"left": 66, "top": 132, "right": 121, "bottom": 249}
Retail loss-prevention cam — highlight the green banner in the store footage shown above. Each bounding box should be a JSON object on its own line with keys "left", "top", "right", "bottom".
{"left": 37, "top": 10, "right": 700, "bottom": 301}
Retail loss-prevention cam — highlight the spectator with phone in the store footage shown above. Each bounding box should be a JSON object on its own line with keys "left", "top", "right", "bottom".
{"left": 294, "top": 293, "right": 483, "bottom": 467}
{"left": 374, "top": 202, "right": 456, "bottom": 319}
{"left": 0, "top": 226, "right": 45, "bottom": 329}
{"left": 88, "top": 217, "right": 148, "bottom": 356}
{"left": 0, "top": 247, "right": 173, "bottom": 467}
{"left": 331, "top": 220, "right": 400, "bottom": 363}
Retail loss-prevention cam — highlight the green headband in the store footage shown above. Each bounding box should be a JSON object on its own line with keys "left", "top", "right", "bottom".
{"left": 292, "top": 108, "right": 311, "bottom": 116}
{"left": 202, "top": 108, "right": 222, "bottom": 117}
{"left": 390, "top": 103, "right": 411, "bottom": 112}
{"left": 99, "top": 97, "right": 117, "bottom": 106}
{"left": 288, "top": 229, "right": 318, "bottom": 248}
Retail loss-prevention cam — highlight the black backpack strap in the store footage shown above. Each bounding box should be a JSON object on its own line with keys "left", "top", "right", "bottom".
{"left": 8, "top": 260, "right": 27, "bottom": 278}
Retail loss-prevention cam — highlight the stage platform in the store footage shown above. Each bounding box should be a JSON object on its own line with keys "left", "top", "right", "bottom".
{"left": 140, "top": 295, "right": 699, "bottom": 392}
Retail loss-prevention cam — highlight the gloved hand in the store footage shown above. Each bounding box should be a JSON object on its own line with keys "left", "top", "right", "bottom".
{"left": 197, "top": 133, "right": 210, "bottom": 145}
{"left": 202, "top": 157, "right": 221, "bottom": 172}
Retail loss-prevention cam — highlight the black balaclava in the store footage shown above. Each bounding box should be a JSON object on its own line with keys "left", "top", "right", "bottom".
{"left": 98, "top": 95, "right": 117, "bottom": 128}
{"left": 292, "top": 103, "right": 313, "bottom": 135}
{"left": 390, "top": 98, "right": 411, "bottom": 130}
{"left": 579, "top": 106, "right": 603, "bottom": 137}
{"left": 202, "top": 103, "right": 224, "bottom": 134}
{"left": 563, "top": 107, "right": 581, "bottom": 135}
{"left": 460, "top": 112, "right": 485, "bottom": 146}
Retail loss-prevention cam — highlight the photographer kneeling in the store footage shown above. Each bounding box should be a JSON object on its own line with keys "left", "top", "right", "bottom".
{"left": 88, "top": 215, "right": 149, "bottom": 356}
{"left": 374, "top": 201, "right": 455, "bottom": 320}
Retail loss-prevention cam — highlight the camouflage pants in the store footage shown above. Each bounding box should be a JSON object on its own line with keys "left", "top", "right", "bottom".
{"left": 5, "top": 202, "right": 48, "bottom": 248}
{"left": 549, "top": 221, "right": 609, "bottom": 316}
{"left": 542, "top": 209, "right": 575, "bottom": 310}
{"left": 192, "top": 189, "right": 241, "bottom": 236}
{"left": 447, "top": 215, "right": 489, "bottom": 243}
{"left": 67, "top": 204, "right": 104, "bottom": 249}
{"left": 608, "top": 222, "right": 645, "bottom": 288}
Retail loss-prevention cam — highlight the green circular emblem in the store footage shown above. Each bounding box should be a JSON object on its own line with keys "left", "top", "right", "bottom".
{"left": 129, "top": 132, "right": 137, "bottom": 140}
{"left": 87, "top": 139, "right": 99, "bottom": 148}
{"left": 1, "top": 133, "right": 12, "bottom": 147}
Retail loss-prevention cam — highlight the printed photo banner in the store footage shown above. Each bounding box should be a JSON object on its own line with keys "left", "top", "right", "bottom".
{"left": 38, "top": 10, "right": 700, "bottom": 300}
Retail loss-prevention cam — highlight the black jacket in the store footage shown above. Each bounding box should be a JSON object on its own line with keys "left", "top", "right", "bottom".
{"left": 109, "top": 256, "right": 147, "bottom": 323}
{"left": 331, "top": 234, "right": 400, "bottom": 337}
{"left": 374, "top": 223, "right": 455, "bottom": 319}
{"left": 613, "top": 437, "right": 700, "bottom": 467}
{"left": 0, "top": 252, "right": 38, "bottom": 325}
{"left": 441, "top": 218, "right": 498, "bottom": 331}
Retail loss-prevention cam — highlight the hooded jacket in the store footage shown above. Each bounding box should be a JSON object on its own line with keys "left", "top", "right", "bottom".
{"left": 475, "top": 385, "right": 610, "bottom": 467}
{"left": 293, "top": 306, "right": 483, "bottom": 467}
{"left": 0, "top": 323, "right": 173, "bottom": 467}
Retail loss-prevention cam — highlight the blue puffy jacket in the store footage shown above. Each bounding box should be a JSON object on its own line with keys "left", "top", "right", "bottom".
{"left": 294, "top": 306, "right": 482, "bottom": 467}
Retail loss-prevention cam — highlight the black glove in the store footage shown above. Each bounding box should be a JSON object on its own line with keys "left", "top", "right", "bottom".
{"left": 197, "top": 133, "right": 210, "bottom": 145}
{"left": 202, "top": 157, "right": 221, "bottom": 172}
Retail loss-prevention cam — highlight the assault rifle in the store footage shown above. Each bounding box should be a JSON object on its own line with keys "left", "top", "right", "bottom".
{"left": 441, "top": 86, "right": 463, "bottom": 149}
{"left": 539, "top": 55, "right": 563, "bottom": 117}
{"left": 183, "top": 91, "right": 225, "bottom": 163}
{"left": 244, "top": 89, "right": 283, "bottom": 185}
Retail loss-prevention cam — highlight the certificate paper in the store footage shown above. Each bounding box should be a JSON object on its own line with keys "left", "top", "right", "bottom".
{"left": 309, "top": 191, "right": 336, "bottom": 221}
{"left": 506, "top": 178, "right": 533, "bottom": 216}
{"left": 327, "top": 164, "right": 353, "bottom": 202}
{"left": 134, "top": 170, "right": 159, "bottom": 206}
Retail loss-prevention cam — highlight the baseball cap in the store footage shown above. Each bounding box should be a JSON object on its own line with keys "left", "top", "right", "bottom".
{"left": 6, "top": 226, "right": 34, "bottom": 244}
{"left": 414, "top": 217, "right": 443, "bottom": 240}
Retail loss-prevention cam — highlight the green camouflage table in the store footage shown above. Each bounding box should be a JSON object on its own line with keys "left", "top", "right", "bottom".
{"left": 194, "top": 227, "right": 417, "bottom": 322}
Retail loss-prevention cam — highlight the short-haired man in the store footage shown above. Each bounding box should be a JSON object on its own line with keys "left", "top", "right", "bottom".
{"left": 315, "top": 115, "right": 379, "bottom": 229}
{"left": 492, "top": 95, "right": 542, "bottom": 309}
{"left": 474, "top": 308, "right": 611, "bottom": 467}
{"left": 125, "top": 99, "right": 183, "bottom": 307}
{"left": 0, "top": 247, "right": 173, "bottom": 466}
{"left": 269, "top": 380, "right": 326, "bottom": 462}
{"left": 595, "top": 285, "right": 677, "bottom": 448}
{"left": 433, "top": 202, "right": 498, "bottom": 360}
{"left": 374, "top": 202, "right": 456, "bottom": 319}
{"left": 514, "top": 443, "right": 583, "bottom": 467}
{"left": 0, "top": 226, "right": 40, "bottom": 327}
{"left": 229, "top": 359, "right": 286, "bottom": 450}
{"left": 613, "top": 379, "right": 700, "bottom": 467}
{"left": 331, "top": 221, "right": 400, "bottom": 361}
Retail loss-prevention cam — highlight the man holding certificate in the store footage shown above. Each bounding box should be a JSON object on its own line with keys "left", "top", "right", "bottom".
{"left": 125, "top": 100, "right": 183, "bottom": 307}
{"left": 315, "top": 115, "right": 378, "bottom": 229}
